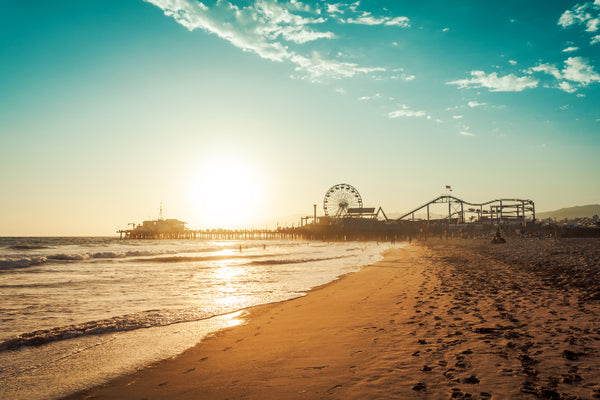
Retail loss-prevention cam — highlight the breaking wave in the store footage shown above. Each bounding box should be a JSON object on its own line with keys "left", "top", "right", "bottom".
{"left": 249, "top": 256, "right": 345, "bottom": 265}
{"left": 0, "top": 307, "right": 237, "bottom": 352}
{"left": 8, "top": 245, "right": 51, "bottom": 250}
{"left": 0, "top": 257, "right": 47, "bottom": 270}
{"left": 0, "top": 246, "right": 229, "bottom": 269}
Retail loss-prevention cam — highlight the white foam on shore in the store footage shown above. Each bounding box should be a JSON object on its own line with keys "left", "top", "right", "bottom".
{"left": 0, "top": 311, "right": 246, "bottom": 400}
{"left": 0, "top": 239, "right": 400, "bottom": 399}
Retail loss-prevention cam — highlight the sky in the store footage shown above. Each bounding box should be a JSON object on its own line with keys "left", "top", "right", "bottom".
{"left": 1, "top": 0, "right": 599, "bottom": 235}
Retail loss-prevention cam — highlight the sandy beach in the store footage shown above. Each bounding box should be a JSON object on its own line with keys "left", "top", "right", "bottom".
{"left": 64, "top": 238, "right": 600, "bottom": 400}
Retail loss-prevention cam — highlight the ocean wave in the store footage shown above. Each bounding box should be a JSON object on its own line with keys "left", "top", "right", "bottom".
{"left": 91, "top": 251, "right": 127, "bottom": 259}
{"left": 0, "top": 257, "right": 47, "bottom": 270}
{"left": 47, "top": 254, "right": 88, "bottom": 261}
{"left": 8, "top": 245, "right": 51, "bottom": 250}
{"left": 0, "top": 307, "right": 227, "bottom": 352}
{"left": 129, "top": 254, "right": 257, "bottom": 263}
{"left": 249, "top": 256, "right": 345, "bottom": 266}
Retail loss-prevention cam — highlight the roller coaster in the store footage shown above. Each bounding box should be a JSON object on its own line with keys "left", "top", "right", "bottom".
{"left": 396, "top": 195, "right": 535, "bottom": 224}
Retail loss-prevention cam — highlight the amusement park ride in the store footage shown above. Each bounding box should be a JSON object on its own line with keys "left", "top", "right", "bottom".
{"left": 119, "top": 183, "right": 536, "bottom": 240}
{"left": 315, "top": 183, "right": 535, "bottom": 226}
{"left": 322, "top": 183, "right": 388, "bottom": 220}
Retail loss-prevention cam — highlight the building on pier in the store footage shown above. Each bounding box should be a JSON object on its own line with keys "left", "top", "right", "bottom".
{"left": 119, "top": 218, "right": 188, "bottom": 239}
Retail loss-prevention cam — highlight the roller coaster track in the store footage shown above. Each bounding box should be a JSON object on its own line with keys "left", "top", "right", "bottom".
{"left": 396, "top": 195, "right": 535, "bottom": 222}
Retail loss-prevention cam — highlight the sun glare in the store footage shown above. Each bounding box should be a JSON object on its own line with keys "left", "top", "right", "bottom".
{"left": 188, "top": 157, "right": 263, "bottom": 228}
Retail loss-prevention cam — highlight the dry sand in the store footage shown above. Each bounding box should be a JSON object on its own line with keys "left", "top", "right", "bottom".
{"left": 64, "top": 239, "right": 600, "bottom": 400}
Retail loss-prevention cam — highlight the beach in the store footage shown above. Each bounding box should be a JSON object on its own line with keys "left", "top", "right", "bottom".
{"left": 63, "top": 238, "right": 600, "bottom": 399}
{"left": 0, "top": 239, "right": 390, "bottom": 400}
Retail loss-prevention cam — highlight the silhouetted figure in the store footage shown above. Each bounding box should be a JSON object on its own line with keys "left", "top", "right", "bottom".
{"left": 491, "top": 227, "right": 506, "bottom": 244}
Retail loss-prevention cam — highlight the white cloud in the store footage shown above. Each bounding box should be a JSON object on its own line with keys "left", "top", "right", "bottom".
{"left": 562, "top": 46, "right": 579, "bottom": 52}
{"left": 389, "top": 110, "right": 427, "bottom": 118}
{"left": 529, "top": 63, "right": 561, "bottom": 79}
{"left": 509, "top": 60, "right": 517, "bottom": 65}
{"left": 529, "top": 57, "right": 600, "bottom": 92}
{"left": 558, "top": 81, "right": 577, "bottom": 93}
{"left": 453, "top": 115, "right": 463, "bottom": 119}
{"left": 558, "top": 2, "right": 600, "bottom": 43}
{"left": 145, "top": 0, "right": 387, "bottom": 82}
{"left": 468, "top": 101, "right": 487, "bottom": 107}
{"left": 388, "top": 104, "right": 428, "bottom": 118}
{"left": 291, "top": 52, "right": 385, "bottom": 81}
{"left": 358, "top": 93, "right": 381, "bottom": 100}
{"left": 448, "top": 71, "right": 538, "bottom": 92}
{"left": 459, "top": 131, "right": 475, "bottom": 136}
{"left": 343, "top": 12, "right": 410, "bottom": 27}
{"left": 391, "top": 72, "right": 415, "bottom": 81}
{"left": 587, "top": 17, "right": 600, "bottom": 31}
{"left": 287, "top": 0, "right": 311, "bottom": 12}
{"left": 443, "top": 27, "right": 450, "bottom": 32}
{"left": 592, "top": 35, "right": 600, "bottom": 44}
{"left": 529, "top": 63, "right": 563, "bottom": 79}
{"left": 562, "top": 56, "right": 600, "bottom": 84}
{"left": 326, "top": 3, "right": 342, "bottom": 14}
{"left": 145, "top": 0, "right": 329, "bottom": 59}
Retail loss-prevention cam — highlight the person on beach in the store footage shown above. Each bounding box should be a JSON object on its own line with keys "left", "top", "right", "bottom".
{"left": 491, "top": 227, "right": 506, "bottom": 244}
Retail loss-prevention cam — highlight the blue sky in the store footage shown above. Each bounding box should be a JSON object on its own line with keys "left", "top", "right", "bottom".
{"left": 0, "top": 1, "right": 599, "bottom": 234}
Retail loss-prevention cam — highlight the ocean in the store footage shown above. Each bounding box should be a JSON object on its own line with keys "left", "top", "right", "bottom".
{"left": 0, "top": 237, "right": 394, "bottom": 399}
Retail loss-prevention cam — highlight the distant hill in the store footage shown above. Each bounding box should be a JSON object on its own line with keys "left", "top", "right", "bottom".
{"left": 537, "top": 204, "right": 600, "bottom": 220}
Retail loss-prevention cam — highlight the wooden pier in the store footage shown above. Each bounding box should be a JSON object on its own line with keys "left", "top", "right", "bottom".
{"left": 118, "top": 228, "right": 304, "bottom": 241}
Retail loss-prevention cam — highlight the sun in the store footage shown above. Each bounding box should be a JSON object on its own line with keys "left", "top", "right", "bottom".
{"left": 187, "top": 156, "right": 263, "bottom": 228}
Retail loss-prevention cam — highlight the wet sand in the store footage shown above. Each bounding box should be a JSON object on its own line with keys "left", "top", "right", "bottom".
{"left": 65, "top": 238, "right": 600, "bottom": 399}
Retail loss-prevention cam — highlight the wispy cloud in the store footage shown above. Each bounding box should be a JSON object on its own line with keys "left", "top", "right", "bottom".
{"left": 459, "top": 131, "right": 475, "bottom": 136}
{"left": 530, "top": 63, "right": 562, "bottom": 79}
{"left": 447, "top": 71, "right": 538, "bottom": 92}
{"left": 562, "top": 56, "right": 600, "bottom": 84}
{"left": 558, "top": 81, "right": 577, "bottom": 93}
{"left": 145, "top": 0, "right": 394, "bottom": 82}
{"left": 468, "top": 101, "right": 487, "bottom": 108}
{"left": 358, "top": 93, "right": 382, "bottom": 100}
{"left": 290, "top": 52, "right": 385, "bottom": 80}
{"left": 388, "top": 104, "right": 428, "bottom": 118}
{"left": 562, "top": 46, "right": 580, "bottom": 52}
{"left": 558, "top": 1, "right": 600, "bottom": 44}
{"left": 529, "top": 56, "right": 600, "bottom": 92}
{"left": 390, "top": 68, "right": 416, "bottom": 81}
{"left": 342, "top": 12, "right": 410, "bottom": 27}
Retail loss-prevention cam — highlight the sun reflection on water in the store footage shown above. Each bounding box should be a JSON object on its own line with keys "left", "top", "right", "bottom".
{"left": 223, "top": 310, "right": 246, "bottom": 328}
{"left": 213, "top": 264, "right": 244, "bottom": 281}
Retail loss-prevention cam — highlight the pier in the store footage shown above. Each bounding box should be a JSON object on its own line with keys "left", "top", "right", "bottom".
{"left": 118, "top": 228, "right": 303, "bottom": 241}
{"left": 118, "top": 187, "right": 539, "bottom": 241}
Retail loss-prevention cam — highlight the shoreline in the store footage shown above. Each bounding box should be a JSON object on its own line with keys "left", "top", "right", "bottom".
{"left": 60, "top": 238, "right": 600, "bottom": 399}
{"left": 64, "top": 244, "right": 426, "bottom": 399}
{"left": 0, "top": 241, "right": 390, "bottom": 400}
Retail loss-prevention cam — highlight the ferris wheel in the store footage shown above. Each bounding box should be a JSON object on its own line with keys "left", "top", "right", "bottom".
{"left": 323, "top": 183, "right": 363, "bottom": 217}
